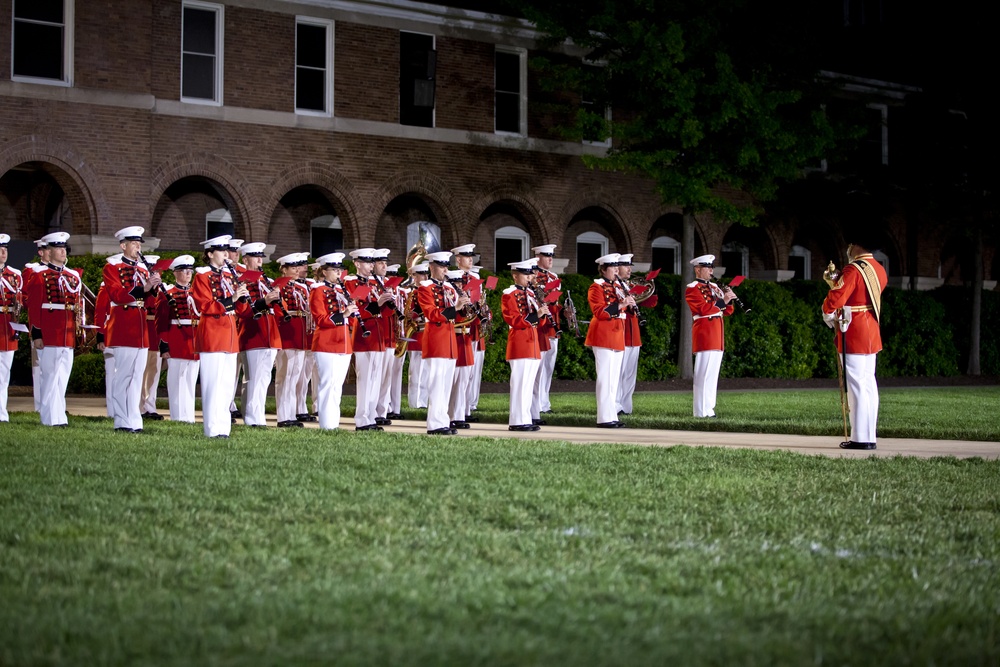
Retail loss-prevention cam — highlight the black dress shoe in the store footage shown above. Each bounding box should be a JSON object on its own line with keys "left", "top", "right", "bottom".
{"left": 114, "top": 427, "right": 135, "bottom": 433}
{"left": 230, "top": 409, "right": 243, "bottom": 419}
{"left": 296, "top": 413, "right": 317, "bottom": 422}
{"left": 427, "top": 427, "right": 454, "bottom": 435}
{"left": 508, "top": 424, "right": 533, "bottom": 431}
{"left": 450, "top": 420, "right": 470, "bottom": 429}
{"left": 839, "top": 441, "right": 877, "bottom": 450}
{"left": 355, "top": 424, "right": 384, "bottom": 432}
{"left": 141, "top": 412, "right": 164, "bottom": 421}
{"left": 540, "top": 410, "right": 553, "bottom": 414}
{"left": 464, "top": 414, "right": 480, "bottom": 423}
{"left": 596, "top": 422, "right": 620, "bottom": 428}
{"left": 386, "top": 412, "right": 403, "bottom": 420}
{"left": 278, "top": 420, "right": 304, "bottom": 428}
{"left": 532, "top": 419, "right": 547, "bottom": 426}
{"left": 213, "top": 434, "right": 229, "bottom": 439}
{"left": 375, "top": 417, "right": 393, "bottom": 426}
{"left": 247, "top": 425, "right": 268, "bottom": 429}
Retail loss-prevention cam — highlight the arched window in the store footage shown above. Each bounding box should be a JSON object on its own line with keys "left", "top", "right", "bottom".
{"left": 789, "top": 245, "right": 812, "bottom": 280}
{"left": 205, "top": 208, "right": 233, "bottom": 239}
{"left": 576, "top": 231, "right": 609, "bottom": 272}
{"left": 651, "top": 236, "right": 681, "bottom": 274}
{"left": 721, "top": 242, "right": 749, "bottom": 278}
{"left": 310, "top": 215, "right": 342, "bottom": 257}
{"left": 406, "top": 221, "right": 442, "bottom": 254}
{"left": 494, "top": 225, "right": 530, "bottom": 271}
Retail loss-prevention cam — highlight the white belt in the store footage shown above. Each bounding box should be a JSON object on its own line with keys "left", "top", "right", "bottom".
{"left": 692, "top": 312, "right": 722, "bottom": 321}
{"left": 41, "top": 303, "right": 75, "bottom": 311}
{"left": 848, "top": 305, "right": 873, "bottom": 312}
{"left": 111, "top": 301, "right": 144, "bottom": 308}
{"left": 170, "top": 319, "right": 197, "bottom": 326}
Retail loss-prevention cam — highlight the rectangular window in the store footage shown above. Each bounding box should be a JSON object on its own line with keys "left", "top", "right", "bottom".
{"left": 181, "top": 1, "right": 224, "bottom": 104}
{"left": 581, "top": 63, "right": 611, "bottom": 146}
{"left": 296, "top": 18, "right": 333, "bottom": 115}
{"left": 11, "top": 0, "right": 73, "bottom": 85}
{"left": 400, "top": 32, "right": 435, "bottom": 128}
{"left": 495, "top": 48, "right": 525, "bottom": 135}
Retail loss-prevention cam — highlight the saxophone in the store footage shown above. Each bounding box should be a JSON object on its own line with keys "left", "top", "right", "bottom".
{"left": 395, "top": 287, "right": 421, "bottom": 357}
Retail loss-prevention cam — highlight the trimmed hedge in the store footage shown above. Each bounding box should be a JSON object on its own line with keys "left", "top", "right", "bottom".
{"left": 13, "top": 254, "right": 1000, "bottom": 387}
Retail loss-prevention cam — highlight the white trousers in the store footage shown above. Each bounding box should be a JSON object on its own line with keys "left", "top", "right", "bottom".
{"left": 376, "top": 348, "right": 395, "bottom": 418}
{"left": 242, "top": 347, "right": 277, "bottom": 426}
{"left": 38, "top": 346, "right": 73, "bottom": 426}
{"left": 103, "top": 349, "right": 115, "bottom": 417}
{"left": 616, "top": 345, "right": 641, "bottom": 414}
{"left": 315, "top": 352, "right": 352, "bottom": 429}
{"left": 533, "top": 338, "right": 558, "bottom": 414}
{"left": 508, "top": 358, "right": 540, "bottom": 426}
{"left": 354, "top": 350, "right": 385, "bottom": 427}
{"left": 109, "top": 346, "right": 148, "bottom": 430}
{"left": 424, "top": 356, "right": 457, "bottom": 431}
{"left": 275, "top": 349, "right": 306, "bottom": 423}
{"left": 693, "top": 350, "right": 724, "bottom": 417}
{"left": 388, "top": 350, "right": 405, "bottom": 414}
{"left": 449, "top": 364, "right": 472, "bottom": 421}
{"left": 845, "top": 353, "right": 879, "bottom": 443}
{"left": 166, "top": 357, "right": 199, "bottom": 423}
{"left": 141, "top": 350, "right": 162, "bottom": 414}
{"left": 592, "top": 346, "right": 624, "bottom": 424}
{"left": 407, "top": 351, "right": 427, "bottom": 408}
{"left": 0, "top": 349, "right": 13, "bottom": 421}
{"left": 469, "top": 343, "right": 485, "bottom": 410}
{"left": 298, "top": 350, "right": 315, "bottom": 415}
{"left": 200, "top": 352, "right": 237, "bottom": 437}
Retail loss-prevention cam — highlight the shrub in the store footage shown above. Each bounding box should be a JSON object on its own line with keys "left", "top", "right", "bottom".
{"left": 878, "top": 289, "right": 960, "bottom": 376}
{"left": 67, "top": 352, "right": 106, "bottom": 394}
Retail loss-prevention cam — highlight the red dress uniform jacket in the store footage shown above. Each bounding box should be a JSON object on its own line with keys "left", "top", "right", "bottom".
{"left": 822, "top": 254, "right": 887, "bottom": 355}
{"left": 416, "top": 279, "right": 458, "bottom": 359}
{"left": 401, "top": 286, "right": 425, "bottom": 353}
{"left": 103, "top": 259, "right": 151, "bottom": 348}
{"left": 685, "top": 280, "right": 734, "bottom": 353}
{"left": 145, "top": 292, "right": 161, "bottom": 351}
{"left": 344, "top": 275, "right": 388, "bottom": 352}
{"left": 619, "top": 279, "right": 643, "bottom": 348}
{"left": 93, "top": 283, "right": 110, "bottom": 346}
{"left": 309, "top": 281, "right": 355, "bottom": 354}
{"left": 157, "top": 284, "right": 199, "bottom": 361}
{"left": 0, "top": 265, "right": 23, "bottom": 352}
{"left": 277, "top": 279, "right": 310, "bottom": 350}
{"left": 534, "top": 269, "right": 562, "bottom": 347}
{"left": 372, "top": 277, "right": 399, "bottom": 349}
{"left": 501, "top": 284, "right": 542, "bottom": 360}
{"left": 192, "top": 266, "right": 249, "bottom": 354}
{"left": 20, "top": 264, "right": 38, "bottom": 329}
{"left": 26, "top": 265, "right": 81, "bottom": 347}
{"left": 237, "top": 274, "right": 282, "bottom": 351}
{"left": 585, "top": 279, "right": 625, "bottom": 351}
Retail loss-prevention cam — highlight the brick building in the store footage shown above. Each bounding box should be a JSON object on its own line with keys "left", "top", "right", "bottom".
{"left": 0, "top": 0, "right": 995, "bottom": 289}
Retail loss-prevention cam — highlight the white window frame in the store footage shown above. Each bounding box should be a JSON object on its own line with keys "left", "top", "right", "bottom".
{"left": 205, "top": 208, "right": 233, "bottom": 239}
{"left": 576, "top": 231, "right": 609, "bottom": 255}
{"left": 11, "top": 0, "right": 74, "bottom": 87}
{"left": 722, "top": 242, "right": 749, "bottom": 277}
{"left": 494, "top": 46, "right": 527, "bottom": 136}
{"left": 310, "top": 214, "right": 341, "bottom": 256}
{"left": 400, "top": 31, "right": 436, "bottom": 129}
{"left": 494, "top": 225, "right": 530, "bottom": 269}
{"left": 651, "top": 236, "right": 682, "bottom": 275}
{"left": 867, "top": 103, "right": 889, "bottom": 165}
{"left": 181, "top": 0, "right": 225, "bottom": 106}
{"left": 790, "top": 244, "right": 812, "bottom": 280}
{"left": 295, "top": 16, "right": 334, "bottom": 117}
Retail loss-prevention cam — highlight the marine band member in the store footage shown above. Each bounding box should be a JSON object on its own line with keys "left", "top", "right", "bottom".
{"left": 417, "top": 251, "right": 467, "bottom": 435}
{"left": 502, "top": 258, "right": 549, "bottom": 431}
{"left": 585, "top": 253, "right": 631, "bottom": 428}
{"left": 615, "top": 253, "right": 642, "bottom": 416}
{"left": 139, "top": 255, "right": 164, "bottom": 421}
{"left": 404, "top": 262, "right": 430, "bottom": 409}
{"left": 235, "top": 242, "right": 282, "bottom": 428}
{"left": 274, "top": 252, "right": 311, "bottom": 428}
{"left": 346, "top": 248, "right": 393, "bottom": 431}
{"left": 26, "top": 232, "right": 80, "bottom": 427}
{"left": 532, "top": 244, "right": 561, "bottom": 418}
{"left": 0, "top": 233, "right": 23, "bottom": 422}
{"left": 157, "top": 255, "right": 200, "bottom": 423}
{"left": 309, "top": 252, "right": 358, "bottom": 430}
{"left": 685, "top": 254, "right": 735, "bottom": 418}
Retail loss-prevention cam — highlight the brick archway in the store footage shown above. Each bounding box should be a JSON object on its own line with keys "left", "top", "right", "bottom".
{"left": 0, "top": 135, "right": 109, "bottom": 236}
{"left": 559, "top": 188, "right": 635, "bottom": 252}
{"left": 149, "top": 152, "right": 257, "bottom": 237}
{"left": 367, "top": 172, "right": 459, "bottom": 245}
{"left": 467, "top": 185, "right": 553, "bottom": 245}
{"left": 264, "top": 162, "right": 367, "bottom": 249}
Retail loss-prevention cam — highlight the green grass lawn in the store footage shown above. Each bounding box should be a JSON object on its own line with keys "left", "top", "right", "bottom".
{"left": 222, "top": 386, "right": 1000, "bottom": 441}
{"left": 1, "top": 409, "right": 999, "bottom": 666}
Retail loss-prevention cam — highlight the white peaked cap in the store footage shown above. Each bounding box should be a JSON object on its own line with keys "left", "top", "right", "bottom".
{"left": 372, "top": 248, "right": 391, "bottom": 259}
{"left": 445, "top": 269, "right": 465, "bottom": 280}
{"left": 386, "top": 264, "right": 400, "bottom": 272}
{"left": 316, "top": 252, "right": 346, "bottom": 266}
{"left": 532, "top": 244, "right": 557, "bottom": 255}
{"left": 39, "top": 232, "right": 71, "bottom": 245}
{"left": 450, "top": 243, "right": 476, "bottom": 255}
{"left": 202, "top": 235, "right": 233, "bottom": 249}
{"left": 412, "top": 262, "right": 430, "bottom": 273}
{"left": 0, "top": 234, "right": 10, "bottom": 245}
{"left": 509, "top": 259, "right": 536, "bottom": 273}
{"left": 276, "top": 252, "right": 309, "bottom": 266}
{"left": 170, "top": 255, "right": 196, "bottom": 269}
{"left": 239, "top": 242, "right": 267, "bottom": 256}
{"left": 227, "top": 238, "right": 245, "bottom": 249}
{"left": 349, "top": 248, "right": 377, "bottom": 260}
{"left": 690, "top": 254, "right": 716, "bottom": 267}
{"left": 617, "top": 253, "right": 634, "bottom": 265}
{"left": 595, "top": 253, "right": 621, "bottom": 265}
{"left": 425, "top": 251, "right": 452, "bottom": 265}
{"left": 114, "top": 226, "right": 145, "bottom": 241}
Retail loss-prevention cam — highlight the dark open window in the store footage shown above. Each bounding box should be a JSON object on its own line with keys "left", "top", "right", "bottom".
{"left": 12, "top": 0, "right": 67, "bottom": 82}
{"left": 182, "top": 3, "right": 222, "bottom": 102}
{"left": 296, "top": 20, "right": 330, "bottom": 113}
{"left": 495, "top": 50, "right": 522, "bottom": 134}
{"left": 400, "top": 32, "right": 435, "bottom": 128}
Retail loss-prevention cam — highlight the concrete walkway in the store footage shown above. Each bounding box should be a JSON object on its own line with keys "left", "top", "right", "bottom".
{"left": 9, "top": 396, "right": 998, "bottom": 460}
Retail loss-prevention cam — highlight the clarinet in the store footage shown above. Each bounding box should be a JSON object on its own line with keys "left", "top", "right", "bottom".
{"left": 338, "top": 279, "right": 370, "bottom": 337}
{"left": 617, "top": 277, "right": 645, "bottom": 327}
{"left": 254, "top": 272, "right": 292, "bottom": 322}
{"left": 223, "top": 260, "right": 250, "bottom": 304}
{"left": 137, "top": 251, "right": 176, "bottom": 306}
{"left": 532, "top": 277, "right": 561, "bottom": 336}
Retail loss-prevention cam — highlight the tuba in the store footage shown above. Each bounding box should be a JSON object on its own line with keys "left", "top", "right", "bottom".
{"left": 395, "top": 288, "right": 421, "bottom": 357}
